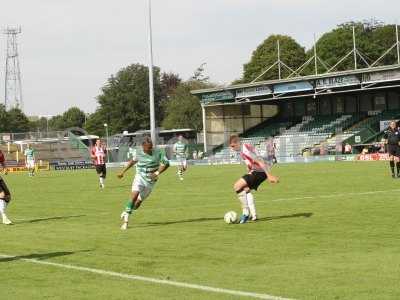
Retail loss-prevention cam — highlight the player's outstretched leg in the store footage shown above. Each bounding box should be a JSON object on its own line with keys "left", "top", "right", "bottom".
{"left": 247, "top": 192, "right": 257, "bottom": 221}
{"left": 99, "top": 174, "right": 105, "bottom": 189}
{"left": 181, "top": 161, "right": 188, "bottom": 180}
{"left": 234, "top": 178, "right": 251, "bottom": 224}
{"left": 396, "top": 157, "right": 400, "bottom": 178}
{"left": 177, "top": 166, "right": 183, "bottom": 180}
{"left": 0, "top": 193, "right": 12, "bottom": 225}
{"left": 100, "top": 165, "right": 107, "bottom": 188}
{"left": 389, "top": 158, "right": 395, "bottom": 178}
{"left": 0, "top": 178, "right": 12, "bottom": 224}
{"left": 120, "top": 191, "right": 142, "bottom": 230}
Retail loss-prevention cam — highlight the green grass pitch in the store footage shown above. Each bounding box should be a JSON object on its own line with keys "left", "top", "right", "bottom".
{"left": 1, "top": 162, "right": 399, "bottom": 300}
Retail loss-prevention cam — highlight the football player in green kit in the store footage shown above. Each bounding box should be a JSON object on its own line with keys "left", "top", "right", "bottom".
{"left": 173, "top": 135, "right": 189, "bottom": 180}
{"left": 117, "top": 137, "right": 169, "bottom": 230}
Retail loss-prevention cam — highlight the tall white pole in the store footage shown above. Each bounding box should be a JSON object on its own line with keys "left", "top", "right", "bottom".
{"left": 352, "top": 26, "right": 357, "bottom": 70}
{"left": 314, "top": 34, "right": 318, "bottom": 75}
{"left": 148, "top": 0, "right": 156, "bottom": 145}
{"left": 396, "top": 24, "right": 400, "bottom": 65}
{"left": 277, "top": 40, "right": 281, "bottom": 79}
{"left": 202, "top": 104, "right": 207, "bottom": 154}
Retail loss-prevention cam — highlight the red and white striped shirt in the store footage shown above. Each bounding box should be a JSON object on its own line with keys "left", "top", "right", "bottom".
{"left": 91, "top": 146, "right": 106, "bottom": 165}
{"left": 240, "top": 144, "right": 263, "bottom": 172}
{"left": 0, "top": 151, "right": 4, "bottom": 164}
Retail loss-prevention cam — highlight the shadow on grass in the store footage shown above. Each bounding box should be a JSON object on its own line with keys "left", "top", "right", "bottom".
{"left": 143, "top": 217, "right": 221, "bottom": 227}
{"left": 141, "top": 212, "right": 313, "bottom": 227}
{"left": 257, "top": 212, "right": 313, "bottom": 222}
{"left": 16, "top": 215, "right": 86, "bottom": 224}
{"left": 0, "top": 249, "right": 92, "bottom": 263}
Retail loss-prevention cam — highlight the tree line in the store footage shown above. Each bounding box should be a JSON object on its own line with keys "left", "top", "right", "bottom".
{"left": 239, "top": 21, "right": 399, "bottom": 83}
{"left": 1, "top": 64, "right": 213, "bottom": 136}
{"left": 2, "top": 20, "right": 398, "bottom": 136}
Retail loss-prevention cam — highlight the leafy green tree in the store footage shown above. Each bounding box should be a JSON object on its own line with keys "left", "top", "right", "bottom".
{"left": 30, "top": 117, "right": 49, "bottom": 132}
{"left": 6, "top": 108, "right": 30, "bottom": 132}
{"left": 46, "top": 107, "right": 86, "bottom": 131}
{"left": 48, "top": 115, "right": 64, "bottom": 131}
{"left": 84, "top": 111, "right": 106, "bottom": 137}
{"left": 242, "top": 35, "right": 306, "bottom": 82}
{"left": 191, "top": 63, "right": 210, "bottom": 83}
{"left": 162, "top": 80, "right": 212, "bottom": 131}
{"left": 61, "top": 107, "right": 86, "bottom": 129}
{"left": 364, "top": 24, "right": 398, "bottom": 66}
{"left": 161, "top": 72, "right": 181, "bottom": 100}
{"left": 0, "top": 105, "right": 8, "bottom": 132}
{"left": 94, "top": 63, "right": 162, "bottom": 135}
{"left": 159, "top": 72, "right": 182, "bottom": 122}
{"left": 306, "top": 23, "right": 398, "bottom": 73}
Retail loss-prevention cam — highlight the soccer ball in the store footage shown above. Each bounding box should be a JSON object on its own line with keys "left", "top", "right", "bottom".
{"left": 224, "top": 211, "right": 238, "bottom": 224}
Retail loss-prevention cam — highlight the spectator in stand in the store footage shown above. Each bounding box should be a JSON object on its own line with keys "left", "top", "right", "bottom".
{"left": 344, "top": 143, "right": 352, "bottom": 154}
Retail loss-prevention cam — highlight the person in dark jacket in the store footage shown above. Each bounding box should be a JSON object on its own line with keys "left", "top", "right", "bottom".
{"left": 384, "top": 121, "right": 400, "bottom": 178}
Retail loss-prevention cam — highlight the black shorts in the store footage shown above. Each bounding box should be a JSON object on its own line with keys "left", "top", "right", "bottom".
{"left": 387, "top": 144, "right": 400, "bottom": 157}
{"left": 0, "top": 177, "right": 11, "bottom": 202}
{"left": 242, "top": 171, "right": 267, "bottom": 191}
{"left": 95, "top": 164, "right": 107, "bottom": 178}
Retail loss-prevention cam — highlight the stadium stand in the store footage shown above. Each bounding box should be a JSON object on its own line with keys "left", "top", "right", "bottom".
{"left": 340, "top": 110, "right": 400, "bottom": 145}
{"left": 243, "top": 119, "right": 294, "bottom": 138}
{"left": 212, "top": 112, "right": 378, "bottom": 159}
{"left": 0, "top": 131, "right": 92, "bottom": 163}
{"left": 273, "top": 115, "right": 355, "bottom": 158}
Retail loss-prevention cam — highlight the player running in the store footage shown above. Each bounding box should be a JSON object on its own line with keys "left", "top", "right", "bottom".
{"left": 0, "top": 150, "right": 12, "bottom": 225}
{"left": 173, "top": 135, "right": 188, "bottom": 180}
{"left": 91, "top": 139, "right": 107, "bottom": 188}
{"left": 24, "top": 144, "right": 36, "bottom": 177}
{"left": 229, "top": 135, "right": 279, "bottom": 223}
{"left": 118, "top": 137, "right": 169, "bottom": 230}
{"left": 384, "top": 121, "right": 400, "bottom": 178}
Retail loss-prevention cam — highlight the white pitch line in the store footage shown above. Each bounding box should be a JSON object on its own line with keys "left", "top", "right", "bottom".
{"left": 272, "top": 188, "right": 400, "bottom": 202}
{"left": 0, "top": 254, "right": 293, "bottom": 300}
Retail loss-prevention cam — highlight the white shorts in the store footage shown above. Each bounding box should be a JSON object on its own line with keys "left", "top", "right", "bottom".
{"left": 131, "top": 175, "right": 155, "bottom": 201}
{"left": 26, "top": 160, "right": 35, "bottom": 169}
{"left": 177, "top": 157, "right": 187, "bottom": 169}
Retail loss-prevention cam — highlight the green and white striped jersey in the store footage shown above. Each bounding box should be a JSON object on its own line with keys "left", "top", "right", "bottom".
{"left": 24, "top": 148, "right": 35, "bottom": 160}
{"left": 173, "top": 141, "right": 188, "bottom": 159}
{"left": 127, "top": 147, "right": 136, "bottom": 160}
{"left": 132, "top": 148, "right": 169, "bottom": 183}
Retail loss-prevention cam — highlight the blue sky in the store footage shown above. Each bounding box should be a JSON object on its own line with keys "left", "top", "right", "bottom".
{"left": 1, "top": 0, "right": 399, "bottom": 115}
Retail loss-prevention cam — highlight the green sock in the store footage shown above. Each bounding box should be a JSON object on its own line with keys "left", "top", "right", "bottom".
{"left": 125, "top": 200, "right": 135, "bottom": 214}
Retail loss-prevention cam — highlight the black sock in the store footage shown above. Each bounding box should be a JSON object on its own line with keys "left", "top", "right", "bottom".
{"left": 390, "top": 161, "right": 395, "bottom": 175}
{"left": 396, "top": 162, "right": 400, "bottom": 175}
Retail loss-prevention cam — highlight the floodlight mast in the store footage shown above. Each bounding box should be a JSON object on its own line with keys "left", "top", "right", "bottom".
{"left": 4, "top": 26, "right": 23, "bottom": 111}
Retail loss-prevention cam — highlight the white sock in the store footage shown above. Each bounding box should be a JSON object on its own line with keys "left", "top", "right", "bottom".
{"left": 0, "top": 199, "right": 6, "bottom": 215}
{"left": 99, "top": 177, "right": 104, "bottom": 185}
{"left": 247, "top": 193, "right": 256, "bottom": 217}
{"left": 237, "top": 191, "right": 249, "bottom": 216}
